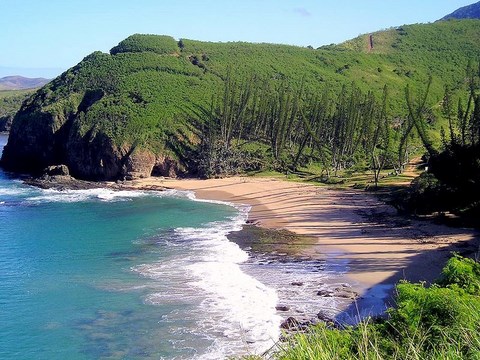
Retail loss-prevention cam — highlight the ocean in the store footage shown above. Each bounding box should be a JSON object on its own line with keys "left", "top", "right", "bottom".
{"left": 0, "top": 133, "right": 342, "bottom": 359}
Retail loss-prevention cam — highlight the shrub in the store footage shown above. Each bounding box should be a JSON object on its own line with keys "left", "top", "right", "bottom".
{"left": 429, "top": 143, "right": 480, "bottom": 209}
{"left": 388, "top": 282, "right": 479, "bottom": 350}
{"left": 405, "top": 143, "right": 480, "bottom": 216}
{"left": 274, "top": 255, "right": 480, "bottom": 360}
{"left": 438, "top": 254, "right": 480, "bottom": 295}
{"left": 110, "top": 34, "right": 178, "bottom": 55}
{"left": 405, "top": 172, "right": 453, "bottom": 214}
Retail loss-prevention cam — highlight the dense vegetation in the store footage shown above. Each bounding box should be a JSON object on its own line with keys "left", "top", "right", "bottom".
{"left": 110, "top": 34, "right": 179, "bottom": 55}
{"left": 189, "top": 73, "right": 393, "bottom": 183}
{"left": 272, "top": 255, "right": 480, "bottom": 360}
{"left": 401, "top": 60, "right": 480, "bottom": 220}
{"left": 2, "top": 20, "right": 480, "bottom": 181}
{"left": 0, "top": 90, "right": 34, "bottom": 132}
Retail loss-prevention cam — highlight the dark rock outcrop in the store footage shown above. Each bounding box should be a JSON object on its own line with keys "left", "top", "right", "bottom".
{"left": 316, "top": 289, "right": 334, "bottom": 297}
{"left": 152, "top": 155, "right": 184, "bottom": 178}
{"left": 0, "top": 89, "right": 181, "bottom": 181}
{"left": 275, "top": 305, "right": 290, "bottom": 312}
{"left": 0, "top": 115, "right": 13, "bottom": 132}
{"left": 44, "top": 164, "right": 70, "bottom": 176}
{"left": 335, "top": 290, "right": 359, "bottom": 300}
{"left": 62, "top": 127, "right": 126, "bottom": 180}
{"left": 317, "top": 311, "right": 335, "bottom": 323}
{"left": 280, "top": 317, "right": 301, "bottom": 330}
{"left": 120, "top": 148, "right": 156, "bottom": 180}
{"left": 280, "top": 317, "right": 318, "bottom": 332}
{"left": 1, "top": 108, "right": 61, "bottom": 174}
{"left": 316, "top": 285, "right": 358, "bottom": 300}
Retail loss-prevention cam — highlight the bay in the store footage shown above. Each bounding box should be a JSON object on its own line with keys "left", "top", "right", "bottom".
{"left": 0, "top": 133, "right": 280, "bottom": 359}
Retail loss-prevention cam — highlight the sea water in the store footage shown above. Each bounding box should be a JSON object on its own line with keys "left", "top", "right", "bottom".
{"left": 0, "top": 133, "right": 281, "bottom": 359}
{"left": 0, "top": 132, "right": 348, "bottom": 359}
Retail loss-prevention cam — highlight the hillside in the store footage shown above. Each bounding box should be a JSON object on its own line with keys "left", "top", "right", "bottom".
{"left": 0, "top": 77, "right": 50, "bottom": 131}
{"left": 2, "top": 21, "right": 480, "bottom": 180}
{"left": 0, "top": 76, "right": 50, "bottom": 90}
{"left": 0, "top": 90, "right": 35, "bottom": 132}
{"left": 441, "top": 1, "right": 480, "bottom": 20}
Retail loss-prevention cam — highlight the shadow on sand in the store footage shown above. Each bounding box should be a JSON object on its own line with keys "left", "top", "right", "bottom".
{"left": 334, "top": 219, "right": 480, "bottom": 324}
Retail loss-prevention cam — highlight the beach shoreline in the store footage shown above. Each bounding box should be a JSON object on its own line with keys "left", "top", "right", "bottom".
{"left": 21, "top": 172, "right": 480, "bottom": 324}
{"left": 125, "top": 175, "right": 479, "bottom": 322}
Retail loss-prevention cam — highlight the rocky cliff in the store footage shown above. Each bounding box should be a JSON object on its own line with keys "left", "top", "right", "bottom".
{"left": 1, "top": 82, "right": 183, "bottom": 180}
{"left": 1, "top": 92, "right": 182, "bottom": 180}
{"left": 0, "top": 114, "right": 13, "bottom": 132}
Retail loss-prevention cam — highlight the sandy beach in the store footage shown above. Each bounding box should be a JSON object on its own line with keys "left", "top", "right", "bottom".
{"left": 130, "top": 176, "right": 480, "bottom": 319}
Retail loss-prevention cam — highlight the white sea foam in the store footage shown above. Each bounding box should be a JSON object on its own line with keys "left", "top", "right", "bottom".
{"left": 133, "top": 208, "right": 281, "bottom": 358}
{"left": 183, "top": 189, "right": 251, "bottom": 214}
{"left": 23, "top": 187, "right": 203, "bottom": 205}
{"left": 0, "top": 187, "right": 31, "bottom": 197}
{"left": 243, "top": 258, "right": 342, "bottom": 321}
{"left": 26, "top": 188, "right": 150, "bottom": 203}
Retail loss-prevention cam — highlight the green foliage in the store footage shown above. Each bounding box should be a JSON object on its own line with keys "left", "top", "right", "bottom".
{"left": 438, "top": 254, "right": 480, "bottom": 295}
{"left": 274, "top": 255, "right": 480, "bottom": 360}
{"left": 404, "top": 59, "right": 480, "bottom": 216}
{"left": 25, "top": 46, "right": 210, "bottom": 153}
{"left": 389, "top": 283, "right": 478, "bottom": 348}
{"left": 0, "top": 89, "right": 33, "bottom": 100}
{"left": 189, "top": 73, "right": 399, "bottom": 179}
{"left": 187, "top": 72, "right": 260, "bottom": 177}
{"left": 110, "top": 34, "right": 178, "bottom": 55}
{"left": 276, "top": 324, "right": 356, "bottom": 359}
{"left": 0, "top": 89, "right": 33, "bottom": 130}
{"left": 405, "top": 172, "right": 450, "bottom": 214}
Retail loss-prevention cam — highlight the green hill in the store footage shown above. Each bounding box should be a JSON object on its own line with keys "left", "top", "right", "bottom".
{"left": 0, "top": 89, "right": 35, "bottom": 132}
{"left": 2, "top": 20, "right": 480, "bottom": 180}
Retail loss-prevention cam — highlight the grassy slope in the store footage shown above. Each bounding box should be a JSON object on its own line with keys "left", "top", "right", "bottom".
{"left": 10, "top": 20, "right": 480, "bottom": 164}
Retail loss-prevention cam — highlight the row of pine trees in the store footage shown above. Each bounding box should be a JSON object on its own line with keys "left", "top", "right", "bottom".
{"left": 189, "top": 62, "right": 480, "bottom": 189}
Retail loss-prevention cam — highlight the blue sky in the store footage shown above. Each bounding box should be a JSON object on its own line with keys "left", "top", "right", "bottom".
{"left": 0, "top": 0, "right": 475, "bottom": 78}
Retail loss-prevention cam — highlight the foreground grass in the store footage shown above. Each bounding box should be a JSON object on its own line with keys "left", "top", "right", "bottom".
{"left": 273, "top": 315, "right": 480, "bottom": 359}
{"left": 267, "top": 255, "right": 480, "bottom": 360}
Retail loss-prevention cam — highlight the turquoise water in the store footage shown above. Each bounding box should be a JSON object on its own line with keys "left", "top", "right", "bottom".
{"left": 0, "top": 134, "right": 280, "bottom": 359}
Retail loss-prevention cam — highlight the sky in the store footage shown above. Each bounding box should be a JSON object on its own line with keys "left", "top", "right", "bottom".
{"left": 0, "top": 0, "right": 476, "bottom": 78}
